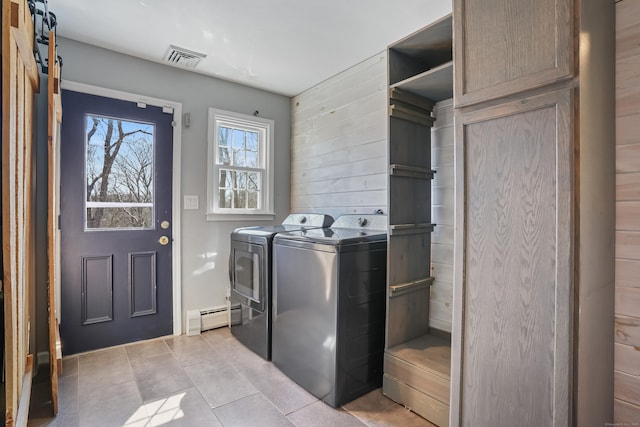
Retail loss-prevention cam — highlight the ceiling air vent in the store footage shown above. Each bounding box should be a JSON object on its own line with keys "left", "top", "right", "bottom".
{"left": 163, "top": 45, "right": 207, "bottom": 69}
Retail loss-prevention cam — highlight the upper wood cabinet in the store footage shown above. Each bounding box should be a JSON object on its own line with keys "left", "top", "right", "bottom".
{"left": 451, "top": 0, "right": 615, "bottom": 426}
{"left": 454, "top": 0, "right": 574, "bottom": 106}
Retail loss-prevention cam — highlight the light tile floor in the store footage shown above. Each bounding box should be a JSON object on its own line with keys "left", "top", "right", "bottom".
{"left": 28, "top": 327, "right": 436, "bottom": 427}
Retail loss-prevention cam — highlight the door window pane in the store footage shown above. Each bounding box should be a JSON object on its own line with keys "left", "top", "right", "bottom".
{"left": 85, "top": 114, "right": 155, "bottom": 229}
{"left": 87, "top": 206, "right": 153, "bottom": 229}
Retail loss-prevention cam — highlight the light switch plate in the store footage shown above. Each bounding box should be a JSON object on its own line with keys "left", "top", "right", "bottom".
{"left": 183, "top": 195, "right": 199, "bottom": 210}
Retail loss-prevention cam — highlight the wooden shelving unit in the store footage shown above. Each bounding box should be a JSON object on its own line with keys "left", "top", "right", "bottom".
{"left": 384, "top": 14, "right": 453, "bottom": 427}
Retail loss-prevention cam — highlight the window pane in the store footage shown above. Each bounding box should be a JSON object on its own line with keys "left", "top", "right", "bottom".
{"left": 247, "top": 172, "right": 259, "bottom": 190}
{"left": 219, "top": 127, "right": 231, "bottom": 146}
{"left": 233, "top": 147, "right": 245, "bottom": 167}
{"left": 217, "top": 168, "right": 262, "bottom": 210}
{"left": 234, "top": 190, "right": 246, "bottom": 209}
{"left": 219, "top": 169, "right": 234, "bottom": 189}
{"left": 219, "top": 189, "right": 233, "bottom": 208}
{"left": 87, "top": 207, "right": 152, "bottom": 229}
{"left": 232, "top": 129, "right": 245, "bottom": 149}
{"left": 245, "top": 151, "right": 257, "bottom": 168}
{"left": 219, "top": 146, "right": 230, "bottom": 165}
{"left": 236, "top": 171, "right": 247, "bottom": 190}
{"left": 246, "top": 131, "right": 258, "bottom": 151}
{"left": 247, "top": 191, "right": 258, "bottom": 209}
{"left": 85, "top": 115, "right": 154, "bottom": 229}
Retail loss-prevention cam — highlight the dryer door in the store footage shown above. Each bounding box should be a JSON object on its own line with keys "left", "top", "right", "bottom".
{"left": 230, "top": 239, "right": 266, "bottom": 312}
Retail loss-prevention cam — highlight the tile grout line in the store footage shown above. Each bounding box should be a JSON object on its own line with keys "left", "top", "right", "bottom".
{"left": 202, "top": 329, "right": 313, "bottom": 421}
{"left": 163, "top": 335, "right": 219, "bottom": 419}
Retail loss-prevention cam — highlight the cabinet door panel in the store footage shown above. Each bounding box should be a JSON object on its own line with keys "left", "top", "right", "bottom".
{"left": 451, "top": 89, "right": 573, "bottom": 427}
{"left": 454, "top": 0, "right": 574, "bottom": 106}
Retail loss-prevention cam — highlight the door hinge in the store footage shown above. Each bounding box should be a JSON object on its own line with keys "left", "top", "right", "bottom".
{"left": 58, "top": 215, "right": 61, "bottom": 229}
{"left": 137, "top": 102, "right": 147, "bottom": 108}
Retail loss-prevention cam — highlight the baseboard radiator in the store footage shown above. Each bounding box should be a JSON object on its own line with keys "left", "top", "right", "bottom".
{"left": 186, "top": 304, "right": 241, "bottom": 336}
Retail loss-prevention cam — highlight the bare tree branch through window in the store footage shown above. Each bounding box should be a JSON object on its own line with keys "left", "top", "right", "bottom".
{"left": 85, "top": 115, "right": 154, "bottom": 229}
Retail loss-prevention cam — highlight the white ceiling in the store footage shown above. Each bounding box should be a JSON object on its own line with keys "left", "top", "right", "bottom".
{"left": 48, "top": 0, "right": 451, "bottom": 97}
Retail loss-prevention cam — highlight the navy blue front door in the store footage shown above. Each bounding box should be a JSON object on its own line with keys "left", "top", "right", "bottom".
{"left": 60, "top": 89, "right": 174, "bottom": 355}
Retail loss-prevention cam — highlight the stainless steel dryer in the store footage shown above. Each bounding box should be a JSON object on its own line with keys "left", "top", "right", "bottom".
{"left": 228, "top": 213, "right": 333, "bottom": 360}
{"left": 271, "top": 214, "right": 387, "bottom": 407}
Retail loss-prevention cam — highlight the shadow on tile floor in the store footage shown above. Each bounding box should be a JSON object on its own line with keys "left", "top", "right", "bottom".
{"left": 27, "top": 327, "right": 436, "bottom": 427}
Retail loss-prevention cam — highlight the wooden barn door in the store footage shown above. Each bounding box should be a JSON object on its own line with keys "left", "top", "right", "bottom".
{"left": 2, "top": 0, "right": 40, "bottom": 424}
{"left": 47, "top": 31, "right": 63, "bottom": 415}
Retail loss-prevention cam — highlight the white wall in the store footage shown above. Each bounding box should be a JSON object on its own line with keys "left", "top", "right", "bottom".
{"left": 290, "top": 53, "right": 388, "bottom": 218}
{"left": 55, "top": 37, "right": 291, "bottom": 330}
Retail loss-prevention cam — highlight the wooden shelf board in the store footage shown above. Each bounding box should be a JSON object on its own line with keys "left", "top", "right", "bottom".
{"left": 389, "top": 276, "right": 434, "bottom": 297}
{"left": 386, "top": 333, "right": 451, "bottom": 380}
{"left": 388, "top": 224, "right": 435, "bottom": 236}
{"left": 391, "top": 61, "right": 454, "bottom": 103}
{"left": 389, "top": 87, "right": 436, "bottom": 112}
{"left": 389, "top": 164, "right": 435, "bottom": 180}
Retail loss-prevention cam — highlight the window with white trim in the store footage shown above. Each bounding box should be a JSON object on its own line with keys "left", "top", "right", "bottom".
{"left": 207, "top": 108, "right": 274, "bottom": 220}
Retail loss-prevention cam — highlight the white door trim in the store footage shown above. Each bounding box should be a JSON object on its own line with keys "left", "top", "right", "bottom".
{"left": 59, "top": 80, "right": 183, "bottom": 336}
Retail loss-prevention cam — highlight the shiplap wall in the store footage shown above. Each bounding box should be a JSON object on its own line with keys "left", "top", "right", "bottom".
{"left": 291, "top": 52, "right": 454, "bottom": 333}
{"left": 615, "top": 0, "right": 640, "bottom": 421}
{"left": 430, "top": 99, "right": 454, "bottom": 333}
{"left": 290, "top": 53, "right": 388, "bottom": 219}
